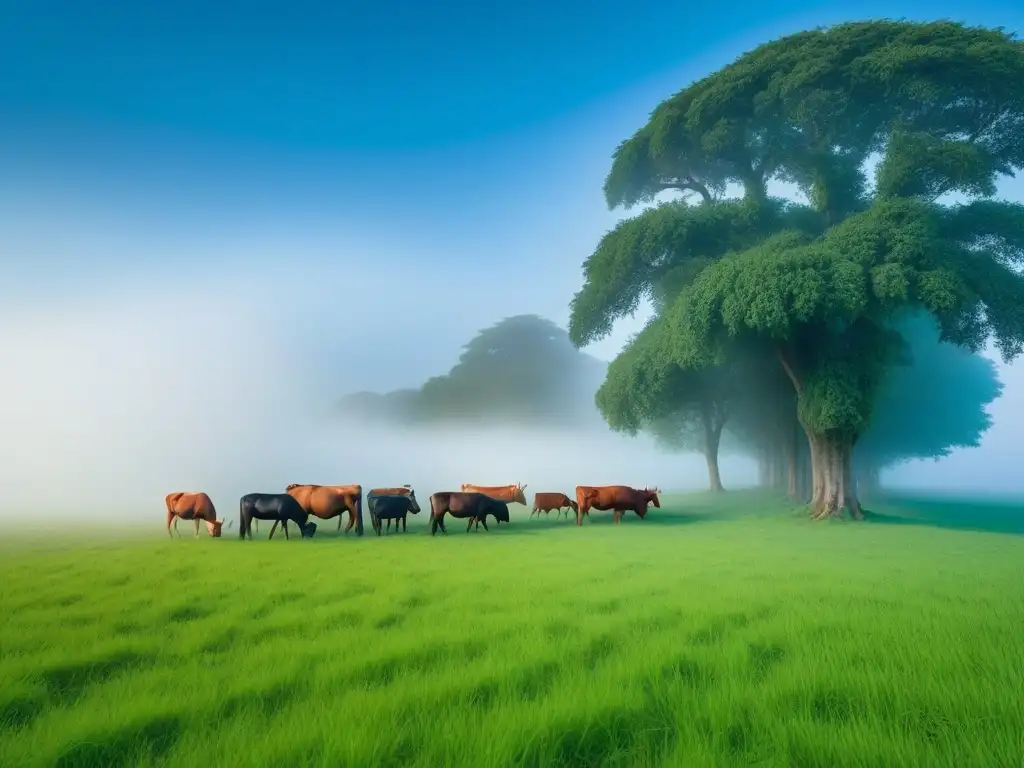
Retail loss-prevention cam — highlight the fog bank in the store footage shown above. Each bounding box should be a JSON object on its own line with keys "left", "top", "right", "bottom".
{"left": 0, "top": 264, "right": 756, "bottom": 526}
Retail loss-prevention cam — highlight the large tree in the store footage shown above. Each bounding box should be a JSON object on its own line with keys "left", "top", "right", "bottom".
{"left": 570, "top": 20, "right": 1024, "bottom": 519}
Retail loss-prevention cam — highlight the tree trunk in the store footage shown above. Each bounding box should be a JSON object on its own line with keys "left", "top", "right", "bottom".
{"left": 700, "top": 405, "right": 726, "bottom": 492}
{"left": 804, "top": 428, "right": 864, "bottom": 520}
{"left": 758, "top": 450, "right": 770, "bottom": 488}
{"left": 783, "top": 414, "right": 799, "bottom": 500}
{"left": 796, "top": 431, "right": 812, "bottom": 502}
{"left": 705, "top": 451, "right": 725, "bottom": 492}
{"left": 771, "top": 446, "right": 786, "bottom": 490}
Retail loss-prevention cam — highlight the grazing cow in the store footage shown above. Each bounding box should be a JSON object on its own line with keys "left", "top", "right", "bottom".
{"left": 574, "top": 486, "right": 661, "bottom": 526}
{"left": 460, "top": 483, "right": 528, "bottom": 505}
{"left": 165, "top": 492, "right": 229, "bottom": 538}
{"left": 367, "top": 491, "right": 421, "bottom": 536}
{"left": 429, "top": 492, "right": 510, "bottom": 535}
{"left": 531, "top": 492, "right": 579, "bottom": 520}
{"left": 239, "top": 493, "right": 317, "bottom": 540}
{"left": 368, "top": 485, "right": 415, "bottom": 532}
{"left": 285, "top": 483, "right": 363, "bottom": 535}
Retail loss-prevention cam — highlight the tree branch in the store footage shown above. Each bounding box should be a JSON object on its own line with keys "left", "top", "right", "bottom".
{"left": 656, "top": 178, "right": 713, "bottom": 204}
{"left": 776, "top": 343, "right": 804, "bottom": 396}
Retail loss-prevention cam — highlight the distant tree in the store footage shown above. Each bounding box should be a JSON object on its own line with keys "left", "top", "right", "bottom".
{"left": 569, "top": 21, "right": 1024, "bottom": 519}
{"left": 854, "top": 312, "right": 1003, "bottom": 494}
{"left": 594, "top": 317, "right": 741, "bottom": 491}
{"left": 338, "top": 315, "right": 609, "bottom": 429}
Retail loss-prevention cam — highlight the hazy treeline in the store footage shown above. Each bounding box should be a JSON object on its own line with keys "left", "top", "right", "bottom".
{"left": 338, "top": 314, "right": 611, "bottom": 432}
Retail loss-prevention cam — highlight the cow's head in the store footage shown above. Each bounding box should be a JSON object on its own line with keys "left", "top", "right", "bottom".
{"left": 300, "top": 521, "right": 318, "bottom": 538}
{"left": 204, "top": 519, "right": 225, "bottom": 537}
{"left": 513, "top": 483, "right": 528, "bottom": 505}
{"left": 569, "top": 499, "right": 579, "bottom": 513}
{"left": 638, "top": 486, "right": 661, "bottom": 517}
{"left": 407, "top": 490, "right": 421, "bottom": 514}
{"left": 492, "top": 502, "right": 510, "bottom": 524}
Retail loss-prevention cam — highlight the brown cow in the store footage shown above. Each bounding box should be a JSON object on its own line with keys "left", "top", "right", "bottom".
{"left": 531, "top": 492, "right": 579, "bottom": 520}
{"left": 574, "top": 485, "right": 661, "bottom": 526}
{"left": 460, "top": 483, "right": 528, "bottom": 505}
{"left": 368, "top": 485, "right": 414, "bottom": 532}
{"left": 165, "top": 492, "right": 228, "bottom": 538}
{"left": 284, "top": 483, "right": 364, "bottom": 535}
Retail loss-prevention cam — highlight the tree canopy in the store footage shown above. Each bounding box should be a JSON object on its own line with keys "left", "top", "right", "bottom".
{"left": 569, "top": 20, "right": 1024, "bottom": 517}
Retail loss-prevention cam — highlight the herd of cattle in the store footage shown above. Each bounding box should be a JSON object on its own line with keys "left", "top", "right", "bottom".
{"left": 164, "top": 483, "right": 663, "bottom": 539}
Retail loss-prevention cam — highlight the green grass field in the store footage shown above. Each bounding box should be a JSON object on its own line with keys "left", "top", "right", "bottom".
{"left": 2, "top": 491, "right": 1023, "bottom": 767}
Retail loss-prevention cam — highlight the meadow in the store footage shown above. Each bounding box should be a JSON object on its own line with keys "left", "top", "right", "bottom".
{"left": 1, "top": 491, "right": 1023, "bottom": 767}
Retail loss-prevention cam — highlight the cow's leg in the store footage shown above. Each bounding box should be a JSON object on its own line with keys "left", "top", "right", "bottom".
{"left": 268, "top": 520, "right": 278, "bottom": 539}
{"left": 282, "top": 520, "right": 290, "bottom": 540}
{"left": 343, "top": 511, "right": 355, "bottom": 534}
{"left": 480, "top": 517, "right": 490, "bottom": 532}
{"left": 194, "top": 519, "right": 201, "bottom": 538}
{"left": 466, "top": 518, "right": 474, "bottom": 532}
{"left": 402, "top": 515, "right": 407, "bottom": 532}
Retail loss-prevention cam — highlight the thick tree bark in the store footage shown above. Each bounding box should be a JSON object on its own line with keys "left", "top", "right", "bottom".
{"left": 776, "top": 343, "right": 863, "bottom": 520}
{"left": 804, "top": 428, "right": 864, "bottom": 520}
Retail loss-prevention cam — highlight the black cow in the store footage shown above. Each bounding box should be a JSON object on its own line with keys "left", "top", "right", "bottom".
{"left": 239, "top": 493, "right": 317, "bottom": 540}
{"left": 470, "top": 503, "right": 511, "bottom": 530}
{"left": 367, "top": 492, "right": 421, "bottom": 535}
{"left": 428, "top": 492, "right": 511, "bottom": 535}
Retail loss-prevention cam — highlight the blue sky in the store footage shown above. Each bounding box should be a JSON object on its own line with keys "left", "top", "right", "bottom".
{"left": 2, "top": 1, "right": 1024, "bottom": 513}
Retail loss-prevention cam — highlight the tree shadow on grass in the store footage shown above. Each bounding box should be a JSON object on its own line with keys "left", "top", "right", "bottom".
{"left": 863, "top": 494, "right": 1024, "bottom": 536}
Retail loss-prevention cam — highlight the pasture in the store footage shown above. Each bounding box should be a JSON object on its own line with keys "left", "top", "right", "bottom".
{"left": 1, "top": 490, "right": 1023, "bottom": 767}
